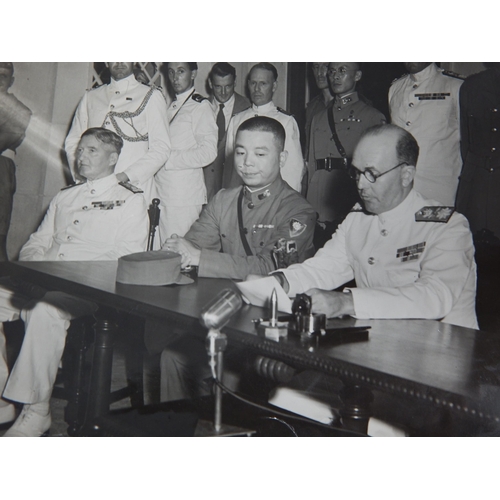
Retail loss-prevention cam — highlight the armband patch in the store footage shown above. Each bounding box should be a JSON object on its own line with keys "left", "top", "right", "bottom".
{"left": 415, "top": 206, "right": 454, "bottom": 223}
{"left": 289, "top": 218, "right": 307, "bottom": 237}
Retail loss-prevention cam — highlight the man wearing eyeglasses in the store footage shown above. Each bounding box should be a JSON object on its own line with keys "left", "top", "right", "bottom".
{"left": 307, "top": 62, "right": 386, "bottom": 249}
{"left": 273, "top": 124, "right": 477, "bottom": 329}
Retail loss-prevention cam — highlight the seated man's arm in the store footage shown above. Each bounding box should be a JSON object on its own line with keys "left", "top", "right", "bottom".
{"left": 163, "top": 101, "right": 218, "bottom": 170}
{"left": 118, "top": 90, "right": 171, "bottom": 186}
{"left": 197, "top": 199, "right": 316, "bottom": 280}
{"left": 19, "top": 199, "right": 58, "bottom": 261}
{"left": 348, "top": 214, "right": 475, "bottom": 322}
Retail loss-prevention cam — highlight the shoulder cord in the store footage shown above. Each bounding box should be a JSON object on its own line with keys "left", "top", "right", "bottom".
{"left": 237, "top": 187, "right": 253, "bottom": 257}
{"left": 101, "top": 86, "right": 156, "bottom": 142}
{"left": 168, "top": 89, "right": 196, "bottom": 125}
{"left": 327, "top": 104, "right": 349, "bottom": 166}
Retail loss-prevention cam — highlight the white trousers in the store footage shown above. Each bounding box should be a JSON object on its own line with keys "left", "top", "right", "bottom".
{"left": 0, "top": 285, "right": 96, "bottom": 405}
{"left": 158, "top": 205, "right": 202, "bottom": 245}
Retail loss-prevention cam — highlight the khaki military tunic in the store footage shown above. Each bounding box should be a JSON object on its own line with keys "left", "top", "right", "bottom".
{"left": 184, "top": 177, "right": 316, "bottom": 279}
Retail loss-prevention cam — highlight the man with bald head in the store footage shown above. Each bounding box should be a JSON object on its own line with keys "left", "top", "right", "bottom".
{"left": 273, "top": 124, "right": 477, "bottom": 329}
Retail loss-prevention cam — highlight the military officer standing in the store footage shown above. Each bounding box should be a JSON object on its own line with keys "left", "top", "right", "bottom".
{"left": 1, "top": 128, "right": 148, "bottom": 436}
{"left": 389, "top": 63, "right": 463, "bottom": 206}
{"left": 274, "top": 124, "right": 477, "bottom": 330}
{"left": 65, "top": 62, "right": 171, "bottom": 207}
{"left": 305, "top": 62, "right": 333, "bottom": 158}
{"left": 155, "top": 63, "right": 218, "bottom": 241}
{"left": 224, "top": 63, "right": 305, "bottom": 193}
{"left": 0, "top": 62, "right": 32, "bottom": 261}
{"left": 307, "top": 62, "right": 385, "bottom": 248}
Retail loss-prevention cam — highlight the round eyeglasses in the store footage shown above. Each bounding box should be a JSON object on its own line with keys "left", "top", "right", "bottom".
{"left": 348, "top": 162, "right": 408, "bottom": 183}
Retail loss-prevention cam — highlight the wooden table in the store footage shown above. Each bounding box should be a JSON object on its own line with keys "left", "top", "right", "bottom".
{"left": 3, "top": 260, "right": 500, "bottom": 436}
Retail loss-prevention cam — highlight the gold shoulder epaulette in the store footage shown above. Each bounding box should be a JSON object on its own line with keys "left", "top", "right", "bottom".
{"left": 415, "top": 206, "right": 454, "bottom": 223}
{"left": 61, "top": 181, "right": 86, "bottom": 191}
{"left": 192, "top": 93, "right": 208, "bottom": 103}
{"left": 118, "top": 181, "right": 144, "bottom": 194}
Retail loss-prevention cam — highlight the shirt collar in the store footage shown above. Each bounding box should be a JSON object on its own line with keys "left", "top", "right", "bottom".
{"left": 333, "top": 91, "right": 359, "bottom": 107}
{"left": 243, "top": 176, "right": 284, "bottom": 205}
{"left": 377, "top": 189, "right": 417, "bottom": 225}
{"left": 109, "top": 73, "right": 137, "bottom": 90}
{"left": 211, "top": 93, "right": 235, "bottom": 112}
{"left": 175, "top": 86, "right": 196, "bottom": 105}
{"left": 85, "top": 174, "right": 119, "bottom": 193}
{"left": 409, "top": 63, "right": 437, "bottom": 83}
{"left": 251, "top": 101, "right": 275, "bottom": 113}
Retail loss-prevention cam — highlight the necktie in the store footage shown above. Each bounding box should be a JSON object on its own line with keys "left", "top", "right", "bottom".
{"left": 216, "top": 103, "right": 225, "bottom": 143}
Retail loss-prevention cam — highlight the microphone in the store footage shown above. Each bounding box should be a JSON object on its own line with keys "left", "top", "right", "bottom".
{"left": 200, "top": 288, "right": 243, "bottom": 330}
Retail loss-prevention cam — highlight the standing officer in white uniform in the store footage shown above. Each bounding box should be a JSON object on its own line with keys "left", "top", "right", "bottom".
{"left": 154, "top": 63, "right": 218, "bottom": 242}
{"left": 389, "top": 63, "right": 463, "bottom": 206}
{"left": 272, "top": 124, "right": 477, "bottom": 330}
{"left": 224, "top": 63, "right": 305, "bottom": 192}
{"left": 65, "top": 62, "right": 171, "bottom": 207}
{"left": 0, "top": 127, "right": 148, "bottom": 437}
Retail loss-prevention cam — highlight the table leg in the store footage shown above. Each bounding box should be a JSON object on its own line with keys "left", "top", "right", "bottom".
{"left": 339, "top": 384, "right": 374, "bottom": 435}
{"left": 82, "top": 307, "right": 117, "bottom": 435}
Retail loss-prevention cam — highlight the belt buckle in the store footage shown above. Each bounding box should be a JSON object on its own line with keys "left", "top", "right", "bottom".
{"left": 326, "top": 158, "right": 333, "bottom": 172}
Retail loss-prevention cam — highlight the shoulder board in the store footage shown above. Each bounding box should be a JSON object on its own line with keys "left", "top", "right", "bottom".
{"left": 277, "top": 107, "right": 292, "bottom": 116}
{"left": 191, "top": 93, "right": 208, "bottom": 103}
{"left": 442, "top": 69, "right": 465, "bottom": 80}
{"left": 118, "top": 181, "right": 144, "bottom": 194}
{"left": 88, "top": 83, "right": 105, "bottom": 92}
{"left": 391, "top": 74, "right": 408, "bottom": 85}
{"left": 61, "top": 181, "right": 86, "bottom": 191}
{"left": 415, "top": 206, "right": 455, "bottom": 223}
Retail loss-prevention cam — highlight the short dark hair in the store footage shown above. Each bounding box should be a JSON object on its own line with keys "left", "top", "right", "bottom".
{"left": 80, "top": 127, "right": 123, "bottom": 155}
{"left": 209, "top": 62, "right": 236, "bottom": 81}
{"left": 360, "top": 124, "right": 419, "bottom": 166}
{"left": 187, "top": 63, "right": 198, "bottom": 71}
{"left": 236, "top": 116, "right": 286, "bottom": 151}
{"left": 249, "top": 62, "right": 278, "bottom": 81}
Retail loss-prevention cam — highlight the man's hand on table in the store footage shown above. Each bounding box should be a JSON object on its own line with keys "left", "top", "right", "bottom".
{"left": 163, "top": 234, "right": 201, "bottom": 268}
{"left": 306, "top": 289, "right": 355, "bottom": 318}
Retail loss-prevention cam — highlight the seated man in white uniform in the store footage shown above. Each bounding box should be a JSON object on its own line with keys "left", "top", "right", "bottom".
{"left": 265, "top": 124, "right": 477, "bottom": 433}
{"left": 0, "top": 127, "right": 148, "bottom": 437}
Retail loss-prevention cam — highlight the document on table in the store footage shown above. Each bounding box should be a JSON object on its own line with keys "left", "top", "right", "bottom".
{"left": 235, "top": 276, "right": 292, "bottom": 313}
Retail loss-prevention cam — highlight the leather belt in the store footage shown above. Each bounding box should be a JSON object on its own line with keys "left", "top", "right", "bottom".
{"left": 466, "top": 150, "right": 500, "bottom": 172}
{"left": 315, "top": 158, "right": 348, "bottom": 171}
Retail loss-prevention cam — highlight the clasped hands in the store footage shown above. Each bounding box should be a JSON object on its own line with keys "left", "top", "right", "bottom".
{"left": 162, "top": 234, "right": 201, "bottom": 268}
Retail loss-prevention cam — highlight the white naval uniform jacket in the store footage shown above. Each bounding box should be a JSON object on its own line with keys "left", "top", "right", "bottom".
{"left": 283, "top": 189, "right": 478, "bottom": 329}
{"left": 64, "top": 74, "right": 171, "bottom": 204}
{"left": 154, "top": 88, "right": 218, "bottom": 208}
{"left": 389, "top": 64, "right": 463, "bottom": 206}
{"left": 225, "top": 101, "right": 305, "bottom": 192}
{"left": 19, "top": 174, "right": 148, "bottom": 261}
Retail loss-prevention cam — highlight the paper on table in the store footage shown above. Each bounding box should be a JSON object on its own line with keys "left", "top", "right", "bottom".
{"left": 235, "top": 276, "right": 293, "bottom": 313}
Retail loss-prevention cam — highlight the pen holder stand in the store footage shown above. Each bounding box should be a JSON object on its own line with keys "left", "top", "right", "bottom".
{"left": 257, "top": 320, "right": 289, "bottom": 341}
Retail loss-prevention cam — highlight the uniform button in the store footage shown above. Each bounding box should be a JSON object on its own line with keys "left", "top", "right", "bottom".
{"left": 493, "top": 108, "right": 498, "bottom": 112}
{"left": 91, "top": 189, "right": 96, "bottom": 194}
{"left": 82, "top": 206, "right": 88, "bottom": 210}
{"left": 67, "top": 236, "right": 72, "bottom": 241}
{"left": 490, "top": 168, "right": 495, "bottom": 173}
{"left": 58, "top": 253, "right": 64, "bottom": 258}
{"left": 368, "top": 257, "right": 375, "bottom": 265}
{"left": 406, "top": 121, "right": 411, "bottom": 126}
{"left": 110, "top": 104, "right": 115, "bottom": 109}
{"left": 337, "top": 106, "right": 342, "bottom": 111}
{"left": 115, "top": 91, "right": 120, "bottom": 95}
{"left": 412, "top": 84, "right": 418, "bottom": 89}
{"left": 409, "top": 102, "right": 414, "bottom": 107}
{"left": 260, "top": 242, "right": 264, "bottom": 246}
{"left": 105, "top": 121, "right": 110, "bottom": 125}
{"left": 73, "top": 220, "right": 79, "bottom": 225}
{"left": 493, "top": 128, "right": 498, "bottom": 132}
{"left": 381, "top": 229, "right": 388, "bottom": 236}
{"left": 248, "top": 202, "right": 254, "bottom": 209}
{"left": 492, "top": 148, "right": 497, "bottom": 152}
